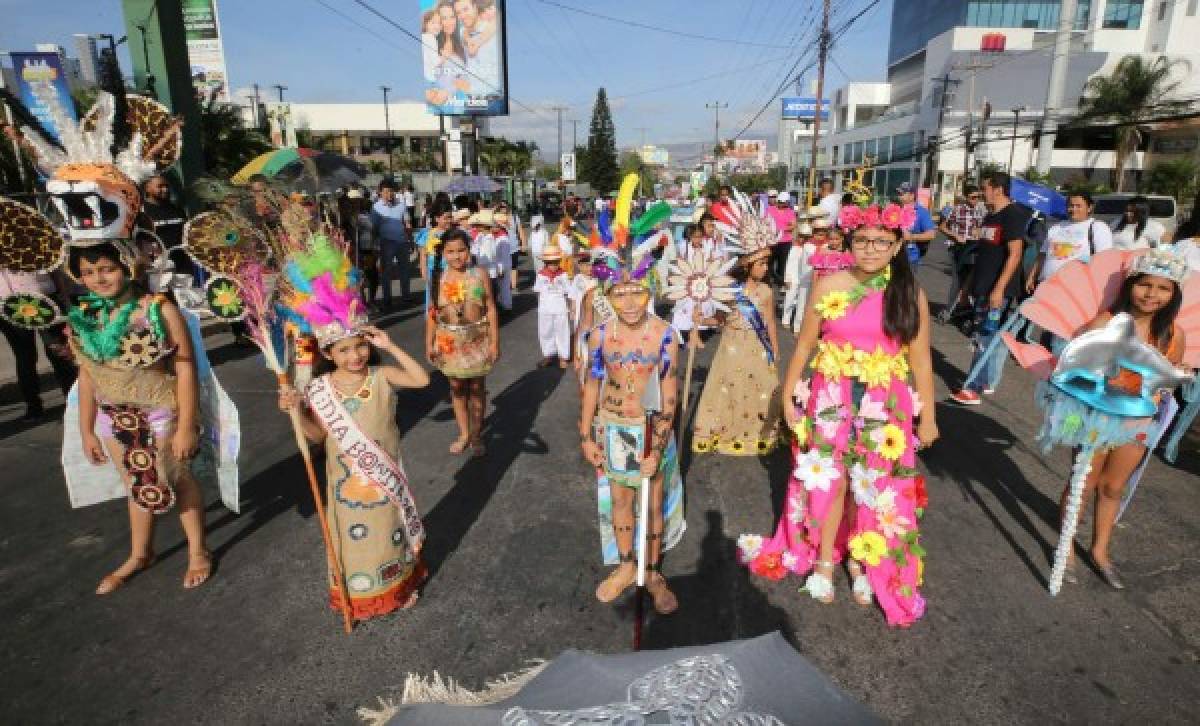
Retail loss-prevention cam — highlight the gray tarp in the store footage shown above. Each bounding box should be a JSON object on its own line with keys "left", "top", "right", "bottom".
{"left": 387, "top": 631, "right": 879, "bottom": 725}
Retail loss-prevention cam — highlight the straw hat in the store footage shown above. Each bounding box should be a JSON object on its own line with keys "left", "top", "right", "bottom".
{"left": 796, "top": 222, "right": 814, "bottom": 236}
{"left": 468, "top": 209, "right": 495, "bottom": 227}
{"left": 812, "top": 216, "right": 832, "bottom": 230}
{"left": 452, "top": 207, "right": 471, "bottom": 223}
{"left": 493, "top": 211, "right": 510, "bottom": 227}
{"left": 541, "top": 238, "right": 564, "bottom": 261}
{"left": 806, "top": 205, "right": 827, "bottom": 218}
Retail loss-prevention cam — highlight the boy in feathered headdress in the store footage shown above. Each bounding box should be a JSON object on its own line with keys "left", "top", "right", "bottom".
{"left": 578, "top": 175, "right": 685, "bottom": 616}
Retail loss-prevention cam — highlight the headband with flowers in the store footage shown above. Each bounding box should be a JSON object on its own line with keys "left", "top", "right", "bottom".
{"left": 837, "top": 202, "right": 917, "bottom": 233}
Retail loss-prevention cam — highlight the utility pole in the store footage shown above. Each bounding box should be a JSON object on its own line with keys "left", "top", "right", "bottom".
{"left": 1036, "top": 0, "right": 1077, "bottom": 176}
{"left": 926, "top": 73, "right": 958, "bottom": 191}
{"left": 1008, "top": 105, "right": 1026, "bottom": 173}
{"left": 273, "top": 84, "right": 287, "bottom": 102}
{"left": 251, "top": 82, "right": 261, "bottom": 127}
{"left": 549, "top": 104, "right": 568, "bottom": 167}
{"left": 705, "top": 100, "right": 728, "bottom": 171}
{"left": 380, "top": 85, "right": 393, "bottom": 176}
{"left": 569, "top": 118, "right": 579, "bottom": 152}
{"left": 953, "top": 56, "right": 995, "bottom": 183}
{"left": 806, "top": 0, "right": 831, "bottom": 207}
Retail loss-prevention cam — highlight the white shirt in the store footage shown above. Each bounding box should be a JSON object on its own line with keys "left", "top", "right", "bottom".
{"left": 595, "top": 198, "right": 607, "bottom": 213}
{"left": 403, "top": 190, "right": 415, "bottom": 208}
{"left": 1040, "top": 218, "right": 1113, "bottom": 281}
{"left": 818, "top": 193, "right": 841, "bottom": 222}
{"left": 529, "top": 227, "right": 548, "bottom": 269}
{"left": 1111, "top": 219, "right": 1165, "bottom": 250}
{"left": 534, "top": 270, "right": 571, "bottom": 314}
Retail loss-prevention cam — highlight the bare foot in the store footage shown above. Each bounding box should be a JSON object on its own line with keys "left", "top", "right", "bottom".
{"left": 95, "top": 553, "right": 154, "bottom": 595}
{"left": 448, "top": 437, "right": 469, "bottom": 454}
{"left": 646, "top": 572, "right": 679, "bottom": 615}
{"left": 400, "top": 591, "right": 419, "bottom": 609}
{"left": 596, "top": 562, "right": 636, "bottom": 603}
{"left": 183, "top": 550, "right": 212, "bottom": 589}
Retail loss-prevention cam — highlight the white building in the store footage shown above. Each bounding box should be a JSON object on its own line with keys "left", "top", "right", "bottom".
{"left": 72, "top": 34, "right": 101, "bottom": 85}
{"left": 820, "top": 0, "right": 1200, "bottom": 204}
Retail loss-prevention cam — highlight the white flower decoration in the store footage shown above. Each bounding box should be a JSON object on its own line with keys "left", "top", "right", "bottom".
{"left": 737, "top": 534, "right": 765, "bottom": 562}
{"left": 849, "top": 462, "right": 882, "bottom": 507}
{"left": 793, "top": 450, "right": 840, "bottom": 492}
{"left": 664, "top": 256, "right": 738, "bottom": 312}
{"left": 787, "top": 492, "right": 807, "bottom": 524}
{"left": 877, "top": 508, "right": 912, "bottom": 540}
{"left": 782, "top": 551, "right": 799, "bottom": 571}
{"left": 874, "top": 488, "right": 898, "bottom": 516}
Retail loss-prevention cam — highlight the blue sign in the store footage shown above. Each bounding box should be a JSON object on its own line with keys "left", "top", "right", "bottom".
{"left": 1010, "top": 177, "right": 1067, "bottom": 219}
{"left": 9, "top": 51, "right": 78, "bottom": 141}
{"left": 782, "top": 97, "right": 829, "bottom": 120}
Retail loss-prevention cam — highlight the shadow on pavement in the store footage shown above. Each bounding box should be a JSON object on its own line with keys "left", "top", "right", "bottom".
{"left": 207, "top": 447, "right": 314, "bottom": 561}
{"left": 420, "top": 368, "right": 563, "bottom": 580}
{"left": 640, "top": 510, "right": 793, "bottom": 650}
{"left": 757, "top": 445, "right": 794, "bottom": 524}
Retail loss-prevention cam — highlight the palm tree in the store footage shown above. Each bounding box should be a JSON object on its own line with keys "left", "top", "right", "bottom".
{"left": 199, "top": 91, "right": 273, "bottom": 178}
{"left": 1072, "top": 55, "right": 1191, "bottom": 192}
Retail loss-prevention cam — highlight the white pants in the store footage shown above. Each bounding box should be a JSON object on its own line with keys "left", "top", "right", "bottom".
{"left": 538, "top": 311, "right": 572, "bottom": 358}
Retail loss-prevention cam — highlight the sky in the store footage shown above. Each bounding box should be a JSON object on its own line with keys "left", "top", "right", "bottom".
{"left": 2, "top": 0, "right": 891, "bottom": 159}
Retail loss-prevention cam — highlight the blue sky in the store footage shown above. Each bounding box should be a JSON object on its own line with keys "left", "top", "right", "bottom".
{"left": 3, "top": 0, "right": 891, "bottom": 156}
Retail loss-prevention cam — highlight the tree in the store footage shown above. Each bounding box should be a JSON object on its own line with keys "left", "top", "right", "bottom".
{"left": 1145, "top": 157, "right": 1199, "bottom": 203}
{"left": 581, "top": 88, "right": 618, "bottom": 194}
{"left": 1020, "top": 167, "right": 1055, "bottom": 186}
{"left": 477, "top": 136, "right": 537, "bottom": 177}
{"left": 1073, "top": 55, "right": 1191, "bottom": 192}
{"left": 198, "top": 91, "right": 273, "bottom": 178}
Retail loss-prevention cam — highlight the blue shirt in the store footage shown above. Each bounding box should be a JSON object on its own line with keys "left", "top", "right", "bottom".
{"left": 370, "top": 198, "right": 409, "bottom": 242}
{"left": 909, "top": 203, "right": 935, "bottom": 235}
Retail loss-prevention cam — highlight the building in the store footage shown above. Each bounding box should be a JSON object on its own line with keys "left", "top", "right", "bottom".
{"left": 34, "top": 43, "right": 85, "bottom": 92}
{"left": 820, "top": 0, "right": 1200, "bottom": 204}
{"left": 73, "top": 34, "right": 101, "bottom": 85}
{"left": 285, "top": 102, "right": 486, "bottom": 173}
{"left": 778, "top": 93, "right": 832, "bottom": 198}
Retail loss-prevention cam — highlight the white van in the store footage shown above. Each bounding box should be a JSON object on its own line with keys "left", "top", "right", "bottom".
{"left": 1093, "top": 194, "right": 1178, "bottom": 239}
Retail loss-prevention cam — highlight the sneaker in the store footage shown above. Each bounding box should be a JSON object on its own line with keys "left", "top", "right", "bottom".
{"left": 949, "top": 389, "right": 982, "bottom": 405}
{"left": 982, "top": 388, "right": 996, "bottom": 395}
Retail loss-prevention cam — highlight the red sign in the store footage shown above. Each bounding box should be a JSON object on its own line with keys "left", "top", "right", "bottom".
{"left": 981, "top": 33, "right": 1006, "bottom": 52}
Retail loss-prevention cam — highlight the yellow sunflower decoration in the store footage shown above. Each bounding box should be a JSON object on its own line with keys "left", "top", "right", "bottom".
{"left": 814, "top": 290, "right": 851, "bottom": 320}
{"left": 849, "top": 531, "right": 887, "bottom": 567}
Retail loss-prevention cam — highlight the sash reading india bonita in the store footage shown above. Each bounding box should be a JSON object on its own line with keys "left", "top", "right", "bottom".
{"left": 305, "top": 376, "right": 426, "bottom": 553}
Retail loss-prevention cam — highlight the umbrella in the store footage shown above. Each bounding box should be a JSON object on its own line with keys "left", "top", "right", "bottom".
{"left": 442, "top": 175, "right": 502, "bottom": 194}
{"left": 232, "top": 147, "right": 318, "bottom": 184}
{"left": 379, "top": 632, "right": 879, "bottom": 725}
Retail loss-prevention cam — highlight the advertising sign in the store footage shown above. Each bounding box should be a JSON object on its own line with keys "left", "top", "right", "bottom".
{"left": 638, "top": 146, "right": 669, "bottom": 166}
{"left": 781, "top": 97, "right": 829, "bottom": 120}
{"left": 182, "top": 0, "right": 231, "bottom": 101}
{"left": 419, "top": 0, "right": 509, "bottom": 116}
{"left": 8, "top": 52, "right": 77, "bottom": 140}
{"left": 560, "top": 152, "right": 576, "bottom": 182}
{"left": 264, "top": 102, "right": 297, "bottom": 148}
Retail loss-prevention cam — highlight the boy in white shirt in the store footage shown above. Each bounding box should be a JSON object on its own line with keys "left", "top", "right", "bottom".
{"left": 533, "top": 239, "right": 573, "bottom": 368}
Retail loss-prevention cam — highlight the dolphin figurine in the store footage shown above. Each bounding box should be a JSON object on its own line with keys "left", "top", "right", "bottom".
{"left": 1052, "top": 313, "right": 1193, "bottom": 416}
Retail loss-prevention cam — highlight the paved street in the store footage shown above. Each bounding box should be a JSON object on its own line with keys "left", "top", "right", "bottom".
{"left": 2, "top": 246, "right": 1198, "bottom": 725}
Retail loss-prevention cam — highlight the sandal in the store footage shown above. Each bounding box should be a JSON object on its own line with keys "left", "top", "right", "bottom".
{"left": 183, "top": 550, "right": 213, "bottom": 589}
{"left": 804, "top": 560, "right": 836, "bottom": 604}
{"left": 597, "top": 551, "right": 637, "bottom": 603}
{"left": 646, "top": 565, "right": 679, "bottom": 615}
{"left": 448, "top": 437, "right": 469, "bottom": 455}
{"left": 95, "top": 552, "right": 155, "bottom": 596}
{"left": 846, "top": 559, "right": 873, "bottom": 606}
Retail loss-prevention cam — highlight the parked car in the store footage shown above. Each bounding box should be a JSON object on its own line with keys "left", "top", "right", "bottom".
{"left": 1093, "top": 193, "right": 1178, "bottom": 239}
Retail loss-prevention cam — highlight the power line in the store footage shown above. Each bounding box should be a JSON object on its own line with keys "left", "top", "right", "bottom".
{"left": 533, "top": 0, "right": 797, "bottom": 49}
{"left": 520, "top": 0, "right": 594, "bottom": 92}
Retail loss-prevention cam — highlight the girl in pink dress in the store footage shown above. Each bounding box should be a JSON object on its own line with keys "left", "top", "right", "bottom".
{"left": 738, "top": 203, "right": 939, "bottom": 627}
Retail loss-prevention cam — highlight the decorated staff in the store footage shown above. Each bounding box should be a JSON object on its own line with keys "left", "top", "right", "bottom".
{"left": 1003, "top": 247, "right": 1198, "bottom": 593}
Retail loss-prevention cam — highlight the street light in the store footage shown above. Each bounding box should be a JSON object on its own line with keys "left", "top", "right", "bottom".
{"left": 273, "top": 84, "right": 287, "bottom": 102}
{"left": 380, "top": 85, "right": 393, "bottom": 177}
{"left": 1009, "top": 105, "right": 1027, "bottom": 173}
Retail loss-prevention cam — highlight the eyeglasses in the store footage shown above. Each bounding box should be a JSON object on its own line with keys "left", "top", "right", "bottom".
{"left": 849, "top": 236, "right": 894, "bottom": 251}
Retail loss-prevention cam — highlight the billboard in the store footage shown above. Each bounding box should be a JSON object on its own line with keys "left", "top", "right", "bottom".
{"left": 8, "top": 52, "right": 78, "bottom": 140}
{"left": 182, "top": 0, "right": 230, "bottom": 101}
{"left": 419, "top": 0, "right": 509, "bottom": 116}
{"left": 781, "top": 97, "right": 829, "bottom": 120}
{"left": 639, "top": 146, "right": 669, "bottom": 166}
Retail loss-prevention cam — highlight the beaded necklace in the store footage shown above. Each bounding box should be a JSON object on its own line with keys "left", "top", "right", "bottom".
{"left": 69, "top": 291, "right": 165, "bottom": 363}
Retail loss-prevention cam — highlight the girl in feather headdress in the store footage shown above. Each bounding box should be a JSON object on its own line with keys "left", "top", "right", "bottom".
{"left": 277, "top": 233, "right": 431, "bottom": 621}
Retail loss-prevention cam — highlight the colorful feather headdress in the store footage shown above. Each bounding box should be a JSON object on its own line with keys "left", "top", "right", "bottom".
{"left": 281, "top": 231, "right": 367, "bottom": 349}
{"left": 715, "top": 188, "right": 776, "bottom": 263}
{"left": 590, "top": 173, "right": 673, "bottom": 292}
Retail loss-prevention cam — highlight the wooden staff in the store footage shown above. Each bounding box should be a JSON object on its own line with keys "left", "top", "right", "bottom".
{"left": 277, "top": 372, "right": 355, "bottom": 634}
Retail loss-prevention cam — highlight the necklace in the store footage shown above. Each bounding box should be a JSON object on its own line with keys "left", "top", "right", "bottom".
{"left": 331, "top": 370, "right": 370, "bottom": 398}
{"left": 69, "top": 292, "right": 141, "bottom": 362}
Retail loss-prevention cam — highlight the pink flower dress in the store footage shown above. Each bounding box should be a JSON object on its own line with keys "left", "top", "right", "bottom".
{"left": 738, "top": 275, "right": 927, "bottom": 627}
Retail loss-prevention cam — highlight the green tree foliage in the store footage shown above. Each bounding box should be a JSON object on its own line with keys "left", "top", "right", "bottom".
{"left": 1145, "top": 157, "right": 1199, "bottom": 203}
{"left": 1020, "top": 167, "right": 1055, "bottom": 186}
{"left": 477, "top": 137, "right": 537, "bottom": 177}
{"left": 1073, "top": 55, "right": 1191, "bottom": 192}
{"left": 581, "top": 88, "right": 618, "bottom": 194}
{"left": 198, "top": 91, "right": 273, "bottom": 178}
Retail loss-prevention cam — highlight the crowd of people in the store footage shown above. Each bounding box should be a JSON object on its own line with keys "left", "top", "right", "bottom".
{"left": 2, "top": 80, "right": 1196, "bottom": 635}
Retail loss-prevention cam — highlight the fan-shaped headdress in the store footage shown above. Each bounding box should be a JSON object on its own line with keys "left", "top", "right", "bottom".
{"left": 715, "top": 189, "right": 775, "bottom": 264}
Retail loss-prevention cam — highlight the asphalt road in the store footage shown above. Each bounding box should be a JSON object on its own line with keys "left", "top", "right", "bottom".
{"left": 1, "top": 245, "right": 1198, "bottom": 725}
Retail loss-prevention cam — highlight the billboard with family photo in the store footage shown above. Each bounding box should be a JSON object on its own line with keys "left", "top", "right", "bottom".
{"left": 419, "top": 0, "right": 509, "bottom": 116}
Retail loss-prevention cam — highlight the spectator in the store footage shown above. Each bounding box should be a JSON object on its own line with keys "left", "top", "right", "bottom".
{"left": 897, "top": 182, "right": 936, "bottom": 260}
{"left": 0, "top": 270, "right": 76, "bottom": 421}
{"left": 765, "top": 191, "right": 797, "bottom": 281}
{"left": 529, "top": 214, "right": 548, "bottom": 272}
{"left": 937, "top": 184, "right": 986, "bottom": 322}
{"left": 1110, "top": 195, "right": 1165, "bottom": 250}
{"left": 348, "top": 189, "right": 382, "bottom": 308}
{"left": 371, "top": 180, "right": 414, "bottom": 309}
{"left": 403, "top": 184, "right": 417, "bottom": 227}
{"left": 496, "top": 200, "right": 525, "bottom": 291}
{"left": 817, "top": 178, "right": 841, "bottom": 221}
{"left": 710, "top": 185, "right": 734, "bottom": 224}
{"left": 951, "top": 171, "right": 1026, "bottom": 405}
{"left": 141, "top": 174, "right": 193, "bottom": 280}
{"left": 1026, "top": 191, "right": 1112, "bottom": 293}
